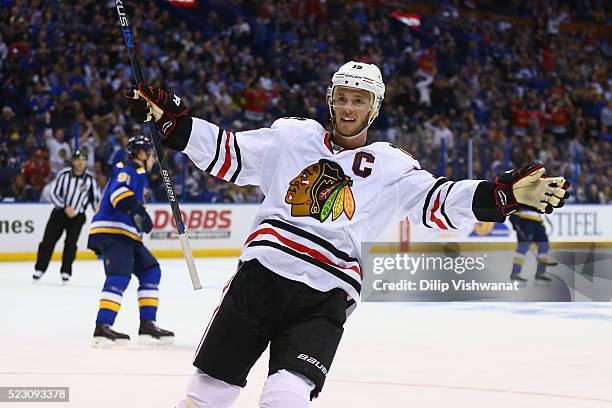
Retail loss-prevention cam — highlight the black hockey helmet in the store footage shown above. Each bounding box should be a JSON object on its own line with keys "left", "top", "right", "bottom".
{"left": 72, "top": 150, "right": 86, "bottom": 160}
{"left": 127, "top": 135, "right": 153, "bottom": 156}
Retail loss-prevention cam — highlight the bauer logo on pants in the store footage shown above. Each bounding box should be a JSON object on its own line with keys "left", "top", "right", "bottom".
{"left": 297, "top": 353, "right": 328, "bottom": 375}
{"left": 285, "top": 159, "right": 355, "bottom": 222}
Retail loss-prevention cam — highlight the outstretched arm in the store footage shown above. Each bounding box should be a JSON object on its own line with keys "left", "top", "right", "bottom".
{"left": 126, "top": 83, "right": 278, "bottom": 187}
{"left": 395, "top": 157, "right": 569, "bottom": 230}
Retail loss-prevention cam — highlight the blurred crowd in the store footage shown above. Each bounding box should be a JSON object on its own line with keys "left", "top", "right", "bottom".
{"left": 0, "top": 0, "right": 610, "bottom": 204}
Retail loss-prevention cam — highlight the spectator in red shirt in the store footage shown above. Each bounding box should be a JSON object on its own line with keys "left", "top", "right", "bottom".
{"left": 418, "top": 47, "right": 436, "bottom": 77}
{"left": 549, "top": 78, "right": 566, "bottom": 99}
{"left": 528, "top": 103, "right": 547, "bottom": 136}
{"left": 541, "top": 47, "right": 555, "bottom": 73}
{"left": 244, "top": 81, "right": 270, "bottom": 124}
{"left": 22, "top": 149, "right": 51, "bottom": 197}
{"left": 511, "top": 100, "right": 530, "bottom": 136}
{"left": 548, "top": 97, "right": 572, "bottom": 139}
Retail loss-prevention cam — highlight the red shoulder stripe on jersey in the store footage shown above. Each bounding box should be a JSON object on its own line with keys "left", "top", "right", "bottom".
{"left": 216, "top": 130, "right": 233, "bottom": 179}
{"left": 324, "top": 132, "right": 333, "bottom": 154}
{"left": 430, "top": 190, "right": 448, "bottom": 230}
{"left": 246, "top": 227, "right": 362, "bottom": 277}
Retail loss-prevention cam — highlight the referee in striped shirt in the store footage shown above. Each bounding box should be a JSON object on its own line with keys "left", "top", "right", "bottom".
{"left": 34, "top": 150, "right": 100, "bottom": 283}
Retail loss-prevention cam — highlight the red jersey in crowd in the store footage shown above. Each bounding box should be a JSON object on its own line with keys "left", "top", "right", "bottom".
{"left": 549, "top": 105, "right": 570, "bottom": 134}
{"left": 512, "top": 106, "right": 530, "bottom": 135}
{"left": 418, "top": 48, "right": 436, "bottom": 76}
{"left": 529, "top": 110, "right": 547, "bottom": 133}
{"left": 244, "top": 87, "right": 270, "bottom": 122}
{"left": 22, "top": 150, "right": 50, "bottom": 191}
{"left": 541, "top": 48, "right": 555, "bottom": 73}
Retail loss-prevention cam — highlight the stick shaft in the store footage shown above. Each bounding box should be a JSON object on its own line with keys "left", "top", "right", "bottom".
{"left": 114, "top": 1, "right": 201, "bottom": 290}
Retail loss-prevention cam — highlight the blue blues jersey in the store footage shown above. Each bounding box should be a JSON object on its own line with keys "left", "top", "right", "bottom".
{"left": 513, "top": 210, "right": 543, "bottom": 223}
{"left": 88, "top": 160, "right": 148, "bottom": 249}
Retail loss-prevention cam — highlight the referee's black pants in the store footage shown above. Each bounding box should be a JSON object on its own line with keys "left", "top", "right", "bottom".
{"left": 35, "top": 208, "right": 86, "bottom": 275}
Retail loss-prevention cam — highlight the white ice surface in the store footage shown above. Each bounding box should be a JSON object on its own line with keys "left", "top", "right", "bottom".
{"left": 1, "top": 258, "right": 612, "bottom": 407}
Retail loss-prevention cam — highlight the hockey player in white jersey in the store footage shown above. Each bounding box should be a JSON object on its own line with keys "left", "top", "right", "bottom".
{"left": 127, "top": 61, "right": 569, "bottom": 407}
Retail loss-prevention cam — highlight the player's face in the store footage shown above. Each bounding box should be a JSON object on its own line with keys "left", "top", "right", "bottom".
{"left": 144, "top": 149, "right": 155, "bottom": 172}
{"left": 136, "top": 148, "right": 151, "bottom": 163}
{"left": 285, "top": 163, "right": 321, "bottom": 215}
{"left": 331, "top": 87, "right": 372, "bottom": 138}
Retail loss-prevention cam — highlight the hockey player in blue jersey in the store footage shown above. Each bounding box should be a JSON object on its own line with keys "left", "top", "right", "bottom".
{"left": 88, "top": 135, "right": 174, "bottom": 347}
{"left": 509, "top": 210, "right": 558, "bottom": 282}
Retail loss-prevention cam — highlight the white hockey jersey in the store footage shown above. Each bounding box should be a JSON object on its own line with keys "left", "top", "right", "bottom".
{"left": 183, "top": 117, "right": 484, "bottom": 303}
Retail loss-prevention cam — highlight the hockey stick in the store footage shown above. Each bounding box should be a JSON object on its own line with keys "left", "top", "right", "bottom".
{"left": 114, "top": 1, "right": 202, "bottom": 290}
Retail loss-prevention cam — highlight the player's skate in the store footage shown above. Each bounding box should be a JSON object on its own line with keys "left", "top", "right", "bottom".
{"left": 537, "top": 257, "right": 558, "bottom": 267}
{"left": 32, "top": 270, "right": 44, "bottom": 282}
{"left": 93, "top": 323, "right": 130, "bottom": 348}
{"left": 60, "top": 272, "right": 70, "bottom": 284}
{"left": 138, "top": 320, "right": 174, "bottom": 345}
{"left": 510, "top": 273, "right": 527, "bottom": 282}
{"left": 535, "top": 273, "right": 552, "bottom": 281}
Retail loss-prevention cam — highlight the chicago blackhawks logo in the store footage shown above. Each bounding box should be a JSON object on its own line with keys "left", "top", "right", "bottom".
{"left": 285, "top": 159, "right": 355, "bottom": 222}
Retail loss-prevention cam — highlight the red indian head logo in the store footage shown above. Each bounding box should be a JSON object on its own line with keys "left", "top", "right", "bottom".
{"left": 285, "top": 159, "right": 355, "bottom": 222}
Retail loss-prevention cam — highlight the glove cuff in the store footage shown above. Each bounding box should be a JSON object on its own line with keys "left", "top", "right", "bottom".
{"left": 493, "top": 176, "right": 519, "bottom": 216}
{"left": 472, "top": 181, "right": 506, "bottom": 222}
{"left": 160, "top": 115, "right": 192, "bottom": 151}
{"left": 134, "top": 83, "right": 193, "bottom": 151}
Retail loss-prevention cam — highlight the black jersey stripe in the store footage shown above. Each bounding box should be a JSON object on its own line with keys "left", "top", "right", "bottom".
{"left": 247, "top": 239, "right": 361, "bottom": 294}
{"left": 229, "top": 132, "right": 242, "bottom": 183}
{"left": 61, "top": 171, "right": 70, "bottom": 203}
{"left": 260, "top": 218, "right": 359, "bottom": 264}
{"left": 421, "top": 177, "right": 449, "bottom": 229}
{"left": 66, "top": 176, "right": 79, "bottom": 208}
{"left": 50, "top": 171, "right": 67, "bottom": 207}
{"left": 440, "top": 182, "right": 457, "bottom": 229}
{"left": 204, "top": 127, "right": 224, "bottom": 173}
{"left": 50, "top": 170, "right": 98, "bottom": 213}
{"left": 73, "top": 189, "right": 86, "bottom": 211}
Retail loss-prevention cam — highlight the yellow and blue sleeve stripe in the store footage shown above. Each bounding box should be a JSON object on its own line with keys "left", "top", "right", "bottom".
{"left": 110, "top": 186, "right": 135, "bottom": 208}
{"left": 515, "top": 213, "right": 543, "bottom": 222}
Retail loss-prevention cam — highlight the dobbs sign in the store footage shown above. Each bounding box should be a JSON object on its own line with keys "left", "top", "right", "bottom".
{"left": 151, "top": 208, "right": 232, "bottom": 240}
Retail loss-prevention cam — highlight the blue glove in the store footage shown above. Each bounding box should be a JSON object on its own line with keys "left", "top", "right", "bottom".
{"left": 129, "top": 204, "right": 153, "bottom": 234}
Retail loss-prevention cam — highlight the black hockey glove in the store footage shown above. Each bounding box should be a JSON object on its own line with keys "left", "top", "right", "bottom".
{"left": 126, "top": 83, "right": 192, "bottom": 151}
{"left": 473, "top": 163, "right": 570, "bottom": 222}
{"left": 128, "top": 204, "right": 153, "bottom": 234}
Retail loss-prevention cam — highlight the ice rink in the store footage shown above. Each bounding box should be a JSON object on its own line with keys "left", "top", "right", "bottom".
{"left": 2, "top": 257, "right": 612, "bottom": 407}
